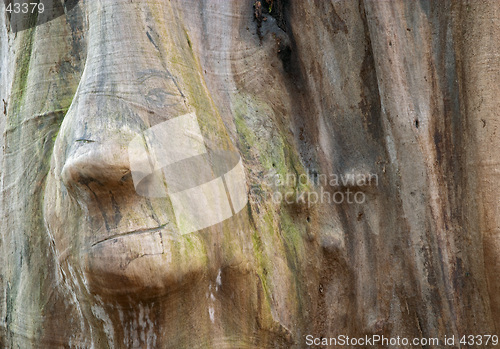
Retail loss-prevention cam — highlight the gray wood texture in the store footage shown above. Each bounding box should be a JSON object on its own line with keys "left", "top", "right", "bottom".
{"left": 0, "top": 0, "right": 498, "bottom": 347}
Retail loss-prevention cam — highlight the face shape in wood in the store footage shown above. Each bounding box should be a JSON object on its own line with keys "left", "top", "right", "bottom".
{"left": 43, "top": 0, "right": 249, "bottom": 299}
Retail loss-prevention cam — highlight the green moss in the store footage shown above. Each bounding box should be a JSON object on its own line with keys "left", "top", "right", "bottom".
{"left": 232, "top": 91, "right": 312, "bottom": 303}
{"left": 279, "top": 209, "right": 304, "bottom": 254}
{"left": 175, "top": 233, "right": 209, "bottom": 268}
{"left": 233, "top": 95, "right": 277, "bottom": 169}
{"left": 251, "top": 228, "right": 270, "bottom": 296}
{"left": 233, "top": 93, "right": 314, "bottom": 202}
{"left": 234, "top": 112, "right": 257, "bottom": 160}
{"left": 159, "top": 22, "right": 233, "bottom": 152}
{"left": 9, "top": 27, "right": 35, "bottom": 125}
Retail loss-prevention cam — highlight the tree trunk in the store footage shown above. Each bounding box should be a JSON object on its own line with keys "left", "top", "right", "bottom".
{"left": 0, "top": 0, "right": 498, "bottom": 348}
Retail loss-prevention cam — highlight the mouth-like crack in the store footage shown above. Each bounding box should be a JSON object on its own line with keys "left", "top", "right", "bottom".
{"left": 91, "top": 223, "right": 168, "bottom": 247}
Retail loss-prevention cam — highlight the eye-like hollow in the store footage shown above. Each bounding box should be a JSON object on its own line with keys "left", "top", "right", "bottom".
{"left": 138, "top": 70, "right": 185, "bottom": 112}
{"left": 145, "top": 88, "right": 180, "bottom": 109}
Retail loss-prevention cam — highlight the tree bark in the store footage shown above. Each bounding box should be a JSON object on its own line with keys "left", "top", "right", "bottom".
{"left": 0, "top": 0, "right": 498, "bottom": 348}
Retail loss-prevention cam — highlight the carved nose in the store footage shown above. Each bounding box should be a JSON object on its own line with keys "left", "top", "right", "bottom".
{"left": 61, "top": 141, "right": 132, "bottom": 190}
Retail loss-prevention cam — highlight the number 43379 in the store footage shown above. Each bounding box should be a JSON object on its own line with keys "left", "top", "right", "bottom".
{"left": 5, "top": 2, "right": 45, "bottom": 14}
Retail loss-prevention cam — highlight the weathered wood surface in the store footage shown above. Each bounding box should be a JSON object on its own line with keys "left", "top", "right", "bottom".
{"left": 0, "top": 0, "right": 498, "bottom": 348}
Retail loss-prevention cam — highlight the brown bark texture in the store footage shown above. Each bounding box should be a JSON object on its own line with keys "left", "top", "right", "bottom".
{"left": 0, "top": 0, "right": 499, "bottom": 348}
